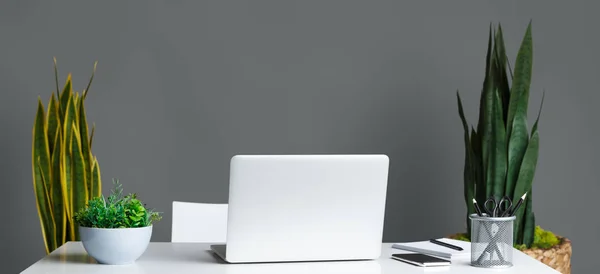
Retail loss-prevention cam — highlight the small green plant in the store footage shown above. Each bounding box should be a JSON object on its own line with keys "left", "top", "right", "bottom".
{"left": 74, "top": 179, "right": 162, "bottom": 228}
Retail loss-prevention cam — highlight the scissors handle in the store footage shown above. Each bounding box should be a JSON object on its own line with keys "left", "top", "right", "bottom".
{"left": 483, "top": 198, "right": 498, "bottom": 217}
{"left": 498, "top": 196, "right": 513, "bottom": 217}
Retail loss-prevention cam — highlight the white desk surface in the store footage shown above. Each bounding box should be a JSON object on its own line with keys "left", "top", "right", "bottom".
{"left": 21, "top": 242, "right": 560, "bottom": 274}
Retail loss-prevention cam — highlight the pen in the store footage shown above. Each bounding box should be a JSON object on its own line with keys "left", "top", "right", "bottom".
{"left": 508, "top": 192, "right": 528, "bottom": 217}
{"left": 429, "top": 239, "right": 464, "bottom": 251}
{"left": 473, "top": 198, "right": 484, "bottom": 217}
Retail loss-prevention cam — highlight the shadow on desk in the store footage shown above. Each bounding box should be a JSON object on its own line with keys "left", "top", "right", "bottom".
{"left": 46, "top": 253, "right": 97, "bottom": 264}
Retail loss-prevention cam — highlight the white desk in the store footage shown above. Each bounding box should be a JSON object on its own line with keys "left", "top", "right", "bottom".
{"left": 21, "top": 242, "right": 559, "bottom": 273}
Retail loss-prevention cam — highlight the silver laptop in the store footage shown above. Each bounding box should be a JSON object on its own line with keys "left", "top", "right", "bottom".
{"left": 211, "top": 154, "right": 389, "bottom": 263}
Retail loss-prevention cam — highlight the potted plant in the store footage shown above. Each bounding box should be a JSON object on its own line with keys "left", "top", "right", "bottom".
{"left": 454, "top": 22, "right": 572, "bottom": 273}
{"left": 32, "top": 59, "right": 102, "bottom": 254}
{"left": 74, "top": 179, "right": 162, "bottom": 265}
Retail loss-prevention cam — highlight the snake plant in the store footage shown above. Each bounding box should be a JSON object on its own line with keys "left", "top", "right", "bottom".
{"left": 456, "top": 22, "right": 542, "bottom": 247}
{"left": 32, "top": 58, "right": 102, "bottom": 254}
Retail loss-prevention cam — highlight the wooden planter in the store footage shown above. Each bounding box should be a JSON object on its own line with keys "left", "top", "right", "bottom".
{"left": 521, "top": 237, "right": 572, "bottom": 274}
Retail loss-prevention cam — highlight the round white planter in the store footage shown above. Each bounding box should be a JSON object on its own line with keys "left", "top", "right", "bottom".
{"left": 79, "top": 225, "right": 152, "bottom": 265}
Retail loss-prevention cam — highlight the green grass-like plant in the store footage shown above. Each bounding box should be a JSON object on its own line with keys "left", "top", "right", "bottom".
{"left": 74, "top": 179, "right": 162, "bottom": 228}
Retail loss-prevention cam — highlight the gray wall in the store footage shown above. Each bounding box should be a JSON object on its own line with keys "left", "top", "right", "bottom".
{"left": 1, "top": 0, "right": 597, "bottom": 273}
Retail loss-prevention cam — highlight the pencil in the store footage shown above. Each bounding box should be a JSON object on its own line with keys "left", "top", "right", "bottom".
{"left": 473, "top": 198, "right": 484, "bottom": 217}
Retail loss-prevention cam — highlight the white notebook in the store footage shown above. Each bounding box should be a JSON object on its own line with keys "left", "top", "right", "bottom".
{"left": 392, "top": 238, "right": 471, "bottom": 259}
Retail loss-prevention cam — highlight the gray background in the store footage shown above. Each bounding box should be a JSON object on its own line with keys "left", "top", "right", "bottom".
{"left": 1, "top": 0, "right": 596, "bottom": 273}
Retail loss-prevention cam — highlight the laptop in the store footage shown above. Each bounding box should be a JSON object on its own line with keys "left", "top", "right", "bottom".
{"left": 211, "top": 154, "right": 389, "bottom": 263}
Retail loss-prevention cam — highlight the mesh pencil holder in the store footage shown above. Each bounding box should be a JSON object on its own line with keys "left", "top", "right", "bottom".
{"left": 469, "top": 213, "right": 516, "bottom": 268}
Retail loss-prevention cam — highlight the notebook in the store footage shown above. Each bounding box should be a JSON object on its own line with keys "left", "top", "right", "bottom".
{"left": 392, "top": 238, "right": 470, "bottom": 259}
{"left": 391, "top": 253, "right": 451, "bottom": 267}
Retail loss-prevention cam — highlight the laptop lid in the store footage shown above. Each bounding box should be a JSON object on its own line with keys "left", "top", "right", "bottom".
{"left": 224, "top": 154, "right": 389, "bottom": 263}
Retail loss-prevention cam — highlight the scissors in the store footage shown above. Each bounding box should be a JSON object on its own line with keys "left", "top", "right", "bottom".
{"left": 483, "top": 195, "right": 513, "bottom": 217}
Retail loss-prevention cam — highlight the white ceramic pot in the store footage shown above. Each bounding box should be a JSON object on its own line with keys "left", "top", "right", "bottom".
{"left": 79, "top": 225, "right": 152, "bottom": 265}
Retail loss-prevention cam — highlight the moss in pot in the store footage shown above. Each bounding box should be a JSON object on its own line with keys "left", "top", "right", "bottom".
{"left": 73, "top": 179, "right": 162, "bottom": 265}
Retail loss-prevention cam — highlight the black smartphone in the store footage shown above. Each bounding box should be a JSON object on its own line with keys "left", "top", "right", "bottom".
{"left": 391, "top": 253, "right": 451, "bottom": 267}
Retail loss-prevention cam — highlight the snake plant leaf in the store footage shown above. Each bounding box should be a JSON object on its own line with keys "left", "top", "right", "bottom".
{"left": 33, "top": 99, "right": 52, "bottom": 193}
{"left": 493, "top": 24, "right": 511, "bottom": 123}
{"left": 470, "top": 127, "right": 485, "bottom": 203}
{"left": 476, "top": 26, "right": 494, "bottom": 163}
{"left": 512, "top": 130, "right": 539, "bottom": 241}
{"left": 73, "top": 93, "right": 79, "bottom": 110}
{"left": 89, "top": 123, "right": 95, "bottom": 148}
{"left": 512, "top": 130, "right": 539, "bottom": 204}
{"left": 53, "top": 57, "right": 60, "bottom": 96}
{"left": 70, "top": 124, "right": 88, "bottom": 240}
{"left": 46, "top": 95, "right": 60, "bottom": 153}
{"left": 532, "top": 92, "right": 545, "bottom": 136}
{"left": 63, "top": 94, "right": 77, "bottom": 158}
{"left": 37, "top": 159, "right": 57, "bottom": 253}
{"left": 91, "top": 157, "right": 102, "bottom": 198}
{"left": 456, "top": 91, "right": 474, "bottom": 211}
{"left": 517, "top": 94, "right": 543, "bottom": 245}
{"left": 59, "top": 74, "right": 73, "bottom": 120}
{"left": 61, "top": 130, "right": 74, "bottom": 239}
{"left": 506, "top": 22, "right": 533, "bottom": 137}
{"left": 78, "top": 98, "right": 93, "bottom": 199}
{"left": 489, "top": 88, "right": 507, "bottom": 198}
{"left": 482, "top": 57, "right": 497, "bottom": 199}
{"left": 33, "top": 99, "right": 53, "bottom": 197}
{"left": 476, "top": 25, "right": 494, "bottom": 140}
{"left": 469, "top": 129, "right": 478, "bottom": 203}
{"left": 506, "top": 58, "right": 514, "bottom": 80}
{"left": 505, "top": 114, "right": 529, "bottom": 198}
{"left": 51, "top": 129, "right": 66, "bottom": 244}
{"left": 522, "top": 190, "right": 535, "bottom": 246}
{"left": 83, "top": 61, "right": 97, "bottom": 100}
{"left": 33, "top": 99, "right": 55, "bottom": 253}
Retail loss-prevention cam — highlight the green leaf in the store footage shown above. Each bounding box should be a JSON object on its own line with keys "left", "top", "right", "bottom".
{"left": 523, "top": 190, "right": 535, "bottom": 246}
{"left": 32, "top": 98, "right": 55, "bottom": 253}
{"left": 78, "top": 98, "right": 93, "bottom": 200}
{"left": 493, "top": 24, "right": 511, "bottom": 124}
{"left": 53, "top": 57, "right": 60, "bottom": 96}
{"left": 505, "top": 113, "right": 529, "bottom": 199}
{"left": 532, "top": 91, "right": 545, "bottom": 136}
{"left": 505, "top": 23, "right": 535, "bottom": 200}
{"left": 512, "top": 130, "right": 539, "bottom": 242}
{"left": 59, "top": 74, "right": 73, "bottom": 121}
{"left": 63, "top": 94, "right": 77, "bottom": 156}
{"left": 33, "top": 99, "right": 52, "bottom": 198}
{"left": 71, "top": 126, "right": 88, "bottom": 217}
{"left": 477, "top": 26, "right": 495, "bottom": 187}
{"left": 89, "top": 123, "right": 95, "bottom": 148}
{"left": 46, "top": 95, "right": 60, "bottom": 155}
{"left": 37, "top": 159, "right": 57, "bottom": 252}
{"left": 51, "top": 129, "right": 65, "bottom": 244}
{"left": 506, "top": 21, "right": 533, "bottom": 137}
{"left": 83, "top": 61, "right": 97, "bottom": 99}
{"left": 470, "top": 128, "right": 485, "bottom": 204}
{"left": 476, "top": 24, "right": 493, "bottom": 143}
{"left": 129, "top": 215, "right": 142, "bottom": 222}
{"left": 482, "top": 57, "right": 496, "bottom": 199}
{"left": 91, "top": 157, "right": 102, "bottom": 198}
{"left": 489, "top": 88, "right": 507, "bottom": 199}
{"left": 457, "top": 91, "right": 475, "bottom": 217}
{"left": 61, "top": 129, "right": 73, "bottom": 239}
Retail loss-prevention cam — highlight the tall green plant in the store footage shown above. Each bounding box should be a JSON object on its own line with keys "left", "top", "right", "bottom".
{"left": 32, "top": 58, "right": 102, "bottom": 254}
{"left": 456, "top": 22, "right": 543, "bottom": 247}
